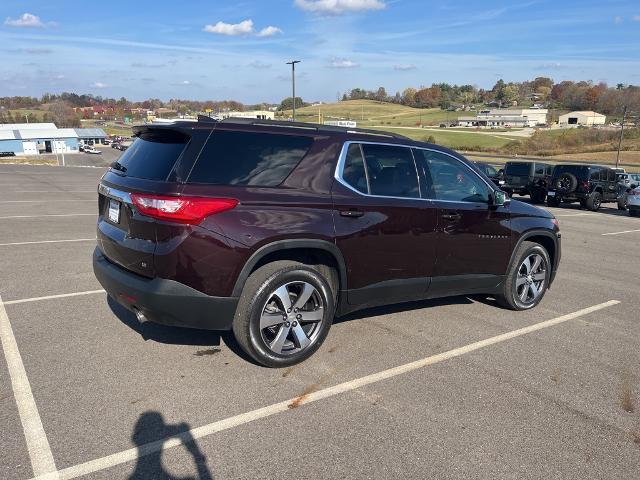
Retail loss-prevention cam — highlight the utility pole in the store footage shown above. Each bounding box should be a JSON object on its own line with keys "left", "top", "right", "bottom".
{"left": 286, "top": 60, "right": 301, "bottom": 121}
{"left": 616, "top": 105, "right": 627, "bottom": 169}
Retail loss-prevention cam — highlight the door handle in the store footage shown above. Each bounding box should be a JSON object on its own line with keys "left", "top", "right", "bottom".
{"left": 340, "top": 209, "right": 364, "bottom": 218}
{"left": 441, "top": 213, "right": 461, "bottom": 221}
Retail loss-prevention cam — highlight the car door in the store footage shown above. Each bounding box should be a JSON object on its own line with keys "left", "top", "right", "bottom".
{"left": 604, "top": 169, "right": 618, "bottom": 201}
{"left": 412, "top": 148, "right": 512, "bottom": 295}
{"left": 331, "top": 142, "right": 438, "bottom": 307}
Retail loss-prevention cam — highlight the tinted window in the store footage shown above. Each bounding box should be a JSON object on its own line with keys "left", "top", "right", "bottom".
{"left": 590, "top": 168, "right": 600, "bottom": 181}
{"left": 114, "top": 130, "right": 189, "bottom": 180}
{"left": 416, "top": 150, "right": 489, "bottom": 203}
{"left": 361, "top": 144, "right": 420, "bottom": 198}
{"left": 552, "top": 165, "right": 589, "bottom": 179}
{"left": 342, "top": 144, "right": 369, "bottom": 194}
{"left": 607, "top": 170, "right": 616, "bottom": 182}
{"left": 484, "top": 164, "right": 498, "bottom": 177}
{"left": 505, "top": 162, "right": 530, "bottom": 176}
{"left": 188, "top": 130, "right": 313, "bottom": 186}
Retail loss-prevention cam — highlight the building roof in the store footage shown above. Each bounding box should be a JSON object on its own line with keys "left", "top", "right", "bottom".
{"left": 16, "top": 128, "right": 78, "bottom": 140}
{"left": 74, "top": 128, "right": 108, "bottom": 138}
{"left": 560, "top": 111, "right": 606, "bottom": 117}
{"left": 0, "top": 123, "right": 57, "bottom": 131}
{"left": 0, "top": 130, "right": 18, "bottom": 140}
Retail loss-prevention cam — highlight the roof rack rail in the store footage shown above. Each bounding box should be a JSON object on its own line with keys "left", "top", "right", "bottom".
{"left": 217, "top": 117, "right": 411, "bottom": 140}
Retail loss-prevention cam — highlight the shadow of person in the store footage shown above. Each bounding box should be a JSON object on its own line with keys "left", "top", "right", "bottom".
{"left": 129, "top": 411, "right": 213, "bottom": 480}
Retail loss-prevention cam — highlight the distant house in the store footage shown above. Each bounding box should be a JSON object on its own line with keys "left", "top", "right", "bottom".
{"left": 221, "top": 110, "right": 274, "bottom": 120}
{"left": 558, "top": 111, "right": 606, "bottom": 127}
{"left": 0, "top": 123, "right": 79, "bottom": 155}
{"left": 458, "top": 109, "right": 548, "bottom": 128}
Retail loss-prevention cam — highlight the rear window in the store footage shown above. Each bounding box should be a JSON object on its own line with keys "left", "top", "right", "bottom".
{"left": 505, "top": 163, "right": 530, "bottom": 176}
{"left": 188, "top": 130, "right": 313, "bottom": 186}
{"left": 113, "top": 130, "right": 189, "bottom": 180}
{"left": 552, "top": 165, "right": 589, "bottom": 178}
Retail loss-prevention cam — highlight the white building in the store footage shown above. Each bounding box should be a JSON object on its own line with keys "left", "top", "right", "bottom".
{"left": 458, "top": 108, "right": 548, "bottom": 128}
{"left": 221, "top": 110, "right": 274, "bottom": 120}
{"left": 0, "top": 123, "right": 80, "bottom": 155}
{"left": 558, "top": 111, "right": 606, "bottom": 127}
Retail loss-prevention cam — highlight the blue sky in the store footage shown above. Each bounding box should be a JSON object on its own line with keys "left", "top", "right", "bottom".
{"left": 1, "top": 0, "right": 639, "bottom": 103}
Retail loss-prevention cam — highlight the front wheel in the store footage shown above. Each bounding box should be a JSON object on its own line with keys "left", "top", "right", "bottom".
{"left": 232, "top": 260, "right": 335, "bottom": 367}
{"left": 497, "top": 241, "right": 551, "bottom": 311}
{"left": 586, "top": 191, "right": 602, "bottom": 211}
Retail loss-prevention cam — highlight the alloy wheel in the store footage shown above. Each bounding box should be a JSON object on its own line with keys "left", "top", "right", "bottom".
{"left": 515, "top": 253, "right": 547, "bottom": 305}
{"left": 259, "top": 281, "right": 325, "bottom": 356}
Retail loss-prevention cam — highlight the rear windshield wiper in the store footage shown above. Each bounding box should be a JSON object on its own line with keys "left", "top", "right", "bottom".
{"left": 110, "top": 161, "right": 127, "bottom": 173}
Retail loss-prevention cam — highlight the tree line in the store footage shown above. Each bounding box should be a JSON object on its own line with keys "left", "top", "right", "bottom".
{"left": 339, "top": 78, "right": 640, "bottom": 115}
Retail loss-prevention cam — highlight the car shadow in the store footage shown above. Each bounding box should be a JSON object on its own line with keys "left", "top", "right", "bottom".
{"left": 128, "top": 411, "right": 214, "bottom": 480}
{"left": 335, "top": 295, "right": 477, "bottom": 324}
{"left": 514, "top": 195, "right": 631, "bottom": 218}
{"left": 107, "top": 296, "right": 259, "bottom": 365}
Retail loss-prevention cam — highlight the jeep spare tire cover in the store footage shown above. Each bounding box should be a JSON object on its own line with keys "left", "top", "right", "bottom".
{"left": 555, "top": 172, "right": 578, "bottom": 193}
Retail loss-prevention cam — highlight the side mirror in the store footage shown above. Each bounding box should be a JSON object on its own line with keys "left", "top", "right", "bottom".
{"left": 631, "top": 184, "right": 638, "bottom": 190}
{"left": 491, "top": 190, "right": 509, "bottom": 208}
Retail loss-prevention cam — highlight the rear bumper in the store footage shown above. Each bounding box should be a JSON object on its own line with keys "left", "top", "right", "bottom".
{"left": 93, "top": 247, "right": 238, "bottom": 330}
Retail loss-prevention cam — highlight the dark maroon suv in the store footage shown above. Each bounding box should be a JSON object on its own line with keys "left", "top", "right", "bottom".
{"left": 93, "top": 118, "right": 561, "bottom": 367}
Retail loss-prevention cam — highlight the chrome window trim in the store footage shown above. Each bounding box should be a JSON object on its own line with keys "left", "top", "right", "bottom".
{"left": 98, "top": 184, "right": 132, "bottom": 204}
{"left": 334, "top": 140, "right": 495, "bottom": 203}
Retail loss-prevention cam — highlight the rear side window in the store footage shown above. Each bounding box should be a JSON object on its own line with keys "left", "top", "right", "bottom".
{"left": 188, "top": 130, "right": 313, "bottom": 186}
{"left": 590, "top": 168, "right": 601, "bottom": 181}
{"left": 361, "top": 144, "right": 420, "bottom": 198}
{"left": 114, "top": 130, "right": 189, "bottom": 180}
{"left": 342, "top": 144, "right": 369, "bottom": 194}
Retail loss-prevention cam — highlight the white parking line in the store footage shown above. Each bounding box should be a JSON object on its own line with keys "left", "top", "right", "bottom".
{"left": 0, "top": 295, "right": 57, "bottom": 477}
{"left": 29, "top": 300, "right": 619, "bottom": 480}
{"left": 3, "top": 290, "right": 105, "bottom": 305}
{"left": 12, "top": 190, "right": 96, "bottom": 194}
{"left": 0, "top": 239, "right": 95, "bottom": 247}
{"left": 0, "top": 214, "right": 95, "bottom": 220}
{"left": 554, "top": 213, "right": 594, "bottom": 217}
{"left": 601, "top": 229, "right": 640, "bottom": 236}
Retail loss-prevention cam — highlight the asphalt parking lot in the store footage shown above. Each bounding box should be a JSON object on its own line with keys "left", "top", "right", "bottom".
{"left": 0, "top": 163, "right": 639, "bottom": 480}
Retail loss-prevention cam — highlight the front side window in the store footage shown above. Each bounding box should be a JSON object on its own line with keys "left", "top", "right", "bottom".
{"left": 590, "top": 168, "right": 601, "bottom": 181}
{"left": 415, "top": 150, "right": 489, "bottom": 203}
{"left": 188, "top": 130, "right": 313, "bottom": 186}
{"left": 360, "top": 144, "right": 420, "bottom": 198}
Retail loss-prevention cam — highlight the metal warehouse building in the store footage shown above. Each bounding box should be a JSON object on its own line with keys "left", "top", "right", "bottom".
{"left": 458, "top": 109, "right": 548, "bottom": 128}
{"left": 558, "top": 111, "right": 606, "bottom": 127}
{"left": 74, "top": 128, "right": 108, "bottom": 145}
{"left": 0, "top": 123, "right": 80, "bottom": 155}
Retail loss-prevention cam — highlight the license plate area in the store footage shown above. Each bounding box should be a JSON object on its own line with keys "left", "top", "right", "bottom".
{"left": 108, "top": 199, "right": 121, "bottom": 224}
{"left": 547, "top": 191, "right": 556, "bottom": 196}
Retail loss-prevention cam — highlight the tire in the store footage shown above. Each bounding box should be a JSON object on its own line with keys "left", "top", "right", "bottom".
{"left": 232, "top": 260, "right": 335, "bottom": 368}
{"left": 585, "top": 191, "right": 602, "bottom": 211}
{"left": 618, "top": 196, "right": 628, "bottom": 211}
{"left": 546, "top": 196, "right": 560, "bottom": 207}
{"left": 579, "top": 199, "right": 587, "bottom": 209}
{"left": 531, "top": 188, "right": 546, "bottom": 204}
{"left": 497, "top": 241, "right": 551, "bottom": 311}
{"left": 630, "top": 209, "right": 640, "bottom": 217}
{"left": 555, "top": 173, "right": 578, "bottom": 193}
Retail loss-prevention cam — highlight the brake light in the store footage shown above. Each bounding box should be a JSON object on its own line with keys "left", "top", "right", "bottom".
{"left": 130, "top": 193, "right": 238, "bottom": 225}
{"left": 581, "top": 180, "right": 589, "bottom": 190}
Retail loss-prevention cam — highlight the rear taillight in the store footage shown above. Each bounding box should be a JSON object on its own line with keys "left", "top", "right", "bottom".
{"left": 130, "top": 193, "right": 238, "bottom": 225}
{"left": 581, "top": 180, "right": 589, "bottom": 190}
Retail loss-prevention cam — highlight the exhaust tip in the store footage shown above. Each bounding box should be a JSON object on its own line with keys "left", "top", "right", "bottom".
{"left": 134, "top": 308, "right": 148, "bottom": 324}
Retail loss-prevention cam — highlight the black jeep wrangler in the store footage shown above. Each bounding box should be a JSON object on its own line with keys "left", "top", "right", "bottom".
{"left": 502, "top": 161, "right": 552, "bottom": 204}
{"left": 546, "top": 164, "right": 619, "bottom": 211}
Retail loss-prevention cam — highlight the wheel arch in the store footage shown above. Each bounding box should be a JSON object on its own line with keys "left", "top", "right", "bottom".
{"left": 232, "top": 239, "right": 347, "bottom": 297}
{"left": 508, "top": 230, "right": 559, "bottom": 283}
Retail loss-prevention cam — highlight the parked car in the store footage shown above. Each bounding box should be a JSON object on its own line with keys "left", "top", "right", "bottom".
{"left": 111, "top": 142, "right": 120, "bottom": 149}
{"left": 93, "top": 118, "right": 561, "bottom": 367}
{"left": 473, "top": 161, "right": 505, "bottom": 187}
{"left": 0, "top": 151, "right": 16, "bottom": 157}
{"left": 84, "top": 146, "right": 102, "bottom": 154}
{"left": 625, "top": 184, "right": 640, "bottom": 217}
{"left": 502, "top": 161, "right": 552, "bottom": 203}
{"left": 547, "top": 164, "right": 619, "bottom": 211}
{"left": 102, "top": 139, "right": 112, "bottom": 145}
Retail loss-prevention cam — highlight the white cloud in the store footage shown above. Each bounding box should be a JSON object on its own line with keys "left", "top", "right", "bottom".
{"left": 203, "top": 19, "right": 254, "bottom": 36}
{"left": 393, "top": 64, "right": 416, "bottom": 71}
{"left": 294, "top": 0, "right": 386, "bottom": 14}
{"left": 614, "top": 16, "right": 623, "bottom": 24}
{"left": 329, "top": 57, "right": 359, "bottom": 68}
{"left": 249, "top": 60, "right": 272, "bottom": 69}
{"left": 91, "top": 82, "right": 109, "bottom": 89}
{"left": 4, "top": 13, "right": 50, "bottom": 28}
{"left": 257, "top": 26, "right": 283, "bottom": 37}
{"left": 633, "top": 15, "right": 640, "bottom": 21}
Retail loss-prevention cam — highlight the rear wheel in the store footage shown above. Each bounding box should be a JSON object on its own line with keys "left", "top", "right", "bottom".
{"left": 630, "top": 209, "right": 640, "bottom": 217}
{"left": 232, "top": 260, "right": 335, "bottom": 367}
{"left": 586, "top": 191, "right": 602, "bottom": 211}
{"left": 618, "top": 196, "right": 628, "bottom": 211}
{"left": 497, "top": 241, "right": 550, "bottom": 311}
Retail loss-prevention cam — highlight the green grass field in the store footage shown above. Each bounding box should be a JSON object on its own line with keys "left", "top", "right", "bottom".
{"left": 374, "top": 127, "right": 515, "bottom": 150}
